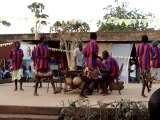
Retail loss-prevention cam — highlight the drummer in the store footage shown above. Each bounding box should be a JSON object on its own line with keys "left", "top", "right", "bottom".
{"left": 96, "top": 59, "right": 111, "bottom": 95}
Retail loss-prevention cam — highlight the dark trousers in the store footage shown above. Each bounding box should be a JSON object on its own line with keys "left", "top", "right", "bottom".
{"left": 87, "top": 71, "right": 111, "bottom": 94}
{"left": 101, "top": 71, "right": 111, "bottom": 93}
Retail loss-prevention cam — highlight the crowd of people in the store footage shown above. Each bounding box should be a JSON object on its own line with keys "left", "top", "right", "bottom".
{"left": 3, "top": 32, "right": 159, "bottom": 99}
{"left": 0, "top": 63, "right": 12, "bottom": 79}
{"left": 73, "top": 33, "right": 160, "bottom": 98}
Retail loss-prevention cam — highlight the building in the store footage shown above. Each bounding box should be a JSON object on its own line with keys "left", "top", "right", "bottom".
{"left": 0, "top": 31, "right": 159, "bottom": 82}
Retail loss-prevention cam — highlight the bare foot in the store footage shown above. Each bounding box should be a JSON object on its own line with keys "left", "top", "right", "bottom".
{"left": 53, "top": 90, "right": 60, "bottom": 94}
{"left": 20, "top": 88, "right": 24, "bottom": 91}
{"left": 14, "top": 88, "right": 18, "bottom": 91}
{"left": 34, "top": 92, "right": 39, "bottom": 96}
{"left": 148, "top": 89, "right": 151, "bottom": 93}
{"left": 100, "top": 92, "right": 110, "bottom": 95}
{"left": 102, "top": 93, "right": 110, "bottom": 96}
{"left": 141, "top": 94, "right": 147, "bottom": 97}
{"left": 38, "top": 86, "right": 42, "bottom": 88}
{"left": 79, "top": 94, "right": 88, "bottom": 98}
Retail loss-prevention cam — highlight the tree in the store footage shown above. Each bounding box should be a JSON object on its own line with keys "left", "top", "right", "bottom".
{"left": 0, "top": 20, "right": 11, "bottom": 27}
{"left": 50, "top": 20, "right": 90, "bottom": 68}
{"left": 28, "top": 2, "right": 49, "bottom": 39}
{"left": 97, "top": 0, "right": 155, "bottom": 32}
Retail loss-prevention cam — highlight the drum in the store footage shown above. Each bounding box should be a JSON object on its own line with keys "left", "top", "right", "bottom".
{"left": 73, "top": 76, "right": 82, "bottom": 86}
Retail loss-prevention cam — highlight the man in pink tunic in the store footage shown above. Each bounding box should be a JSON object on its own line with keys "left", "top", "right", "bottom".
{"left": 137, "top": 35, "right": 151, "bottom": 97}
{"left": 8, "top": 41, "right": 24, "bottom": 91}
{"left": 150, "top": 40, "right": 159, "bottom": 87}
{"left": 34, "top": 35, "right": 59, "bottom": 96}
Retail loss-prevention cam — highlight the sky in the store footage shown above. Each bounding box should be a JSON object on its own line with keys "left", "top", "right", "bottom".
{"left": 0, "top": 0, "right": 160, "bottom": 34}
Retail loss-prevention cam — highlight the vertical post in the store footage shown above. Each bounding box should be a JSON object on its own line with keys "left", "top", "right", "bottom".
{"left": 35, "top": 17, "right": 39, "bottom": 40}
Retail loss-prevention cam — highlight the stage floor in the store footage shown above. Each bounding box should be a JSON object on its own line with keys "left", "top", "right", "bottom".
{"left": 0, "top": 82, "right": 159, "bottom": 107}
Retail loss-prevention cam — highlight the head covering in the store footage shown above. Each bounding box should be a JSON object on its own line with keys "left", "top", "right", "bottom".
{"left": 40, "top": 35, "right": 47, "bottom": 41}
{"left": 90, "top": 32, "right": 97, "bottom": 40}
{"left": 152, "top": 40, "right": 158, "bottom": 46}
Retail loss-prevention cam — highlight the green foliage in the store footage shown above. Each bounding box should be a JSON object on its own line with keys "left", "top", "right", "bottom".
{"left": 59, "top": 99, "right": 149, "bottom": 120}
{"left": 28, "top": 2, "right": 49, "bottom": 33}
{"left": 0, "top": 79, "right": 12, "bottom": 84}
{"left": 28, "top": 2, "right": 45, "bottom": 18}
{"left": 1, "top": 20, "right": 11, "bottom": 27}
{"left": 97, "top": 0, "right": 155, "bottom": 32}
{"left": 51, "top": 19, "right": 90, "bottom": 33}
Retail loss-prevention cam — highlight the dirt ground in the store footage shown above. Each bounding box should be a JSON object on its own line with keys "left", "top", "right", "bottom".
{"left": 0, "top": 82, "right": 159, "bottom": 107}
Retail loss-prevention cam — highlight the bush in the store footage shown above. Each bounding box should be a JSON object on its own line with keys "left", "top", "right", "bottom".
{"left": 0, "top": 78, "right": 12, "bottom": 84}
{"left": 59, "top": 99, "right": 149, "bottom": 120}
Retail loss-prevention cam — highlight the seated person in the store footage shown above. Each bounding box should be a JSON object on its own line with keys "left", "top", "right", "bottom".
{"left": 50, "top": 57, "right": 58, "bottom": 75}
{"left": 0, "top": 66, "right": 5, "bottom": 79}
{"left": 26, "top": 66, "right": 34, "bottom": 82}
{"left": 96, "top": 59, "right": 111, "bottom": 95}
{"left": 4, "top": 65, "right": 11, "bottom": 79}
{"left": 102, "top": 50, "right": 120, "bottom": 90}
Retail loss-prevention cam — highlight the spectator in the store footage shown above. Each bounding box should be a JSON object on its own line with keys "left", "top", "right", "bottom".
{"left": 4, "top": 65, "right": 11, "bottom": 79}
{"left": 26, "top": 66, "right": 34, "bottom": 82}
{"left": 50, "top": 57, "right": 58, "bottom": 75}
{"left": 130, "top": 60, "right": 137, "bottom": 83}
{"left": 74, "top": 41, "right": 85, "bottom": 70}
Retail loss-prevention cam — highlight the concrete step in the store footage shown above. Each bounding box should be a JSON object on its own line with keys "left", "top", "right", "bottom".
{"left": 0, "top": 114, "right": 60, "bottom": 120}
{"left": 0, "top": 105, "right": 62, "bottom": 115}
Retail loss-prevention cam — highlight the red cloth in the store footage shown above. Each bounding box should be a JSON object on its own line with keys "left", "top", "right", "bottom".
{"left": 8, "top": 48, "right": 23, "bottom": 71}
{"left": 35, "top": 44, "right": 49, "bottom": 69}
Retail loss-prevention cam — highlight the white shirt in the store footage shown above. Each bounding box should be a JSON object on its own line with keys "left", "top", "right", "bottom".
{"left": 73, "top": 48, "right": 84, "bottom": 67}
{"left": 130, "top": 64, "right": 136, "bottom": 77}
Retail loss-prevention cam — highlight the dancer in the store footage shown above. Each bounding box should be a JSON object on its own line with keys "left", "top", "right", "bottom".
{"left": 32, "top": 47, "right": 42, "bottom": 88}
{"left": 137, "top": 35, "right": 151, "bottom": 97}
{"left": 150, "top": 40, "right": 159, "bottom": 88}
{"left": 82, "top": 32, "right": 101, "bottom": 95}
{"left": 8, "top": 41, "right": 24, "bottom": 91}
{"left": 34, "top": 35, "right": 59, "bottom": 96}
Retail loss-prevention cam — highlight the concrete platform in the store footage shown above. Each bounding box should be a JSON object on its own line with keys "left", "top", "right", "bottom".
{"left": 0, "top": 82, "right": 159, "bottom": 107}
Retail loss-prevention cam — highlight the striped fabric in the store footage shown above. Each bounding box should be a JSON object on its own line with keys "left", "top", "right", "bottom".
{"left": 9, "top": 48, "right": 24, "bottom": 71}
{"left": 35, "top": 44, "right": 49, "bottom": 69}
{"left": 159, "top": 48, "right": 160, "bottom": 66}
{"left": 82, "top": 40, "right": 99, "bottom": 68}
{"left": 32, "top": 48, "right": 36, "bottom": 67}
{"left": 137, "top": 43, "right": 151, "bottom": 72}
{"left": 151, "top": 46, "right": 159, "bottom": 68}
{"left": 104, "top": 56, "right": 119, "bottom": 79}
{"left": 96, "top": 59, "right": 107, "bottom": 71}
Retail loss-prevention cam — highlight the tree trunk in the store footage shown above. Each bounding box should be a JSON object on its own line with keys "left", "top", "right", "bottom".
{"left": 35, "top": 22, "right": 39, "bottom": 40}
{"left": 64, "top": 40, "right": 71, "bottom": 69}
